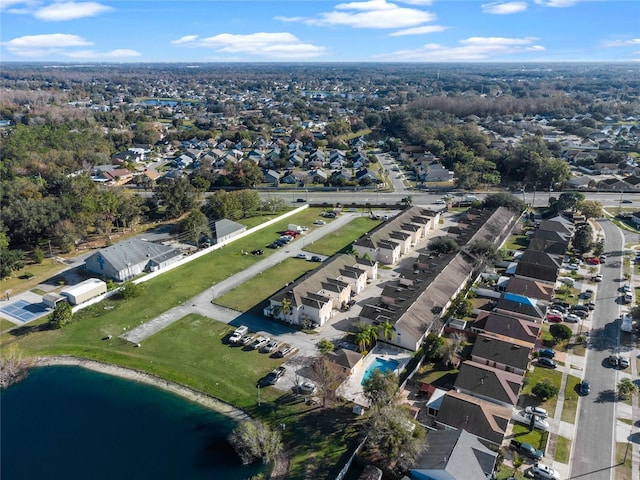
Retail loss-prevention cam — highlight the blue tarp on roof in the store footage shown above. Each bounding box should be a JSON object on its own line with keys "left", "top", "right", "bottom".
{"left": 503, "top": 292, "right": 536, "bottom": 307}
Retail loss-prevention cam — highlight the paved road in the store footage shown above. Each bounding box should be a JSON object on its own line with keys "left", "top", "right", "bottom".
{"left": 570, "top": 219, "right": 625, "bottom": 480}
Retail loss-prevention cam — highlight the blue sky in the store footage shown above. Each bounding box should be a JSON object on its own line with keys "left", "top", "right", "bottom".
{"left": 1, "top": 0, "right": 638, "bottom": 62}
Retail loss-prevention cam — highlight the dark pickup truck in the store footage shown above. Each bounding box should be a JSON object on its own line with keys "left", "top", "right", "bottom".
{"left": 509, "top": 440, "right": 544, "bottom": 460}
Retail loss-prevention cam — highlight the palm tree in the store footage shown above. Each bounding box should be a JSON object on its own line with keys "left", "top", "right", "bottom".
{"left": 281, "top": 298, "right": 292, "bottom": 316}
{"left": 356, "top": 331, "right": 370, "bottom": 352}
{"left": 617, "top": 378, "right": 639, "bottom": 400}
{"left": 365, "top": 325, "right": 379, "bottom": 349}
{"left": 379, "top": 320, "right": 394, "bottom": 342}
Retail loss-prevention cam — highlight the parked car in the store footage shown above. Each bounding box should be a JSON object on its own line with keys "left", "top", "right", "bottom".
{"left": 593, "top": 274, "right": 603, "bottom": 282}
{"left": 525, "top": 406, "right": 549, "bottom": 418}
{"left": 241, "top": 335, "right": 255, "bottom": 346}
{"left": 546, "top": 314, "right": 563, "bottom": 323}
{"left": 531, "top": 463, "right": 560, "bottom": 480}
{"left": 579, "top": 380, "right": 590, "bottom": 395}
{"left": 294, "top": 253, "right": 307, "bottom": 259}
{"left": 509, "top": 440, "right": 544, "bottom": 460}
{"left": 267, "top": 243, "right": 280, "bottom": 249}
{"left": 310, "top": 256, "right": 322, "bottom": 262}
{"left": 259, "top": 366, "right": 286, "bottom": 386}
{"left": 623, "top": 284, "right": 632, "bottom": 293}
{"left": 537, "top": 348, "right": 556, "bottom": 359}
{"left": 313, "top": 220, "right": 326, "bottom": 225}
{"left": 565, "top": 313, "right": 581, "bottom": 323}
{"left": 261, "top": 340, "right": 279, "bottom": 353}
{"left": 582, "top": 289, "right": 593, "bottom": 299}
{"left": 572, "top": 310, "right": 589, "bottom": 319}
{"left": 564, "top": 264, "right": 580, "bottom": 271}
{"left": 251, "top": 249, "right": 264, "bottom": 256}
{"left": 551, "top": 304, "right": 567, "bottom": 313}
{"left": 538, "top": 357, "right": 557, "bottom": 369}
{"left": 587, "top": 301, "right": 596, "bottom": 310}
{"left": 296, "top": 381, "right": 317, "bottom": 395}
{"left": 619, "top": 356, "right": 630, "bottom": 368}
{"left": 609, "top": 354, "right": 619, "bottom": 367}
{"left": 274, "top": 346, "right": 294, "bottom": 358}
{"left": 252, "top": 336, "right": 270, "bottom": 350}
{"left": 571, "top": 304, "right": 589, "bottom": 312}
{"left": 586, "top": 257, "right": 600, "bottom": 265}
{"left": 599, "top": 255, "right": 607, "bottom": 263}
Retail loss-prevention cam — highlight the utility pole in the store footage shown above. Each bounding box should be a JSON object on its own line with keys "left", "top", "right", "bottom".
{"left": 257, "top": 384, "right": 261, "bottom": 406}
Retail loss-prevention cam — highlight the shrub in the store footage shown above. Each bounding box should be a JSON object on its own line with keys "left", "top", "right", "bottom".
{"left": 532, "top": 382, "right": 559, "bottom": 400}
{"left": 549, "top": 323, "right": 572, "bottom": 342}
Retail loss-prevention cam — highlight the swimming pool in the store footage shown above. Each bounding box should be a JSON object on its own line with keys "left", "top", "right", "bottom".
{"left": 361, "top": 357, "right": 400, "bottom": 384}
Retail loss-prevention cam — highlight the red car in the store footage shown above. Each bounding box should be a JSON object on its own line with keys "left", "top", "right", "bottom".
{"left": 546, "top": 314, "right": 563, "bottom": 323}
{"left": 586, "top": 257, "right": 600, "bottom": 265}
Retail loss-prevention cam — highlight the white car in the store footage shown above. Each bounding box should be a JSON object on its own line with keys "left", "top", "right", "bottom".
{"left": 313, "top": 220, "right": 326, "bottom": 225}
{"left": 252, "top": 336, "right": 270, "bottom": 350}
{"left": 564, "top": 264, "right": 580, "bottom": 271}
{"left": 531, "top": 463, "right": 560, "bottom": 480}
{"left": 619, "top": 356, "right": 630, "bottom": 368}
{"left": 565, "top": 313, "right": 581, "bottom": 323}
{"left": 525, "top": 406, "right": 548, "bottom": 418}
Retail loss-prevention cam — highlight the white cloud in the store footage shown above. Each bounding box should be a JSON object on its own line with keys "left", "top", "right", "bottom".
{"left": 533, "top": 0, "right": 579, "bottom": 7}
{"left": 301, "top": 0, "right": 437, "bottom": 29}
{"left": 34, "top": 1, "right": 111, "bottom": 21}
{"left": 2, "top": 33, "right": 140, "bottom": 58}
{"left": 171, "top": 32, "right": 327, "bottom": 59}
{"left": 171, "top": 35, "right": 199, "bottom": 45}
{"left": 389, "top": 25, "right": 447, "bottom": 36}
{"left": 3, "top": 33, "right": 93, "bottom": 48}
{"left": 376, "top": 36, "right": 544, "bottom": 61}
{"left": 0, "top": 0, "right": 36, "bottom": 10}
{"left": 482, "top": 2, "right": 528, "bottom": 14}
{"left": 398, "top": 0, "right": 433, "bottom": 5}
{"left": 605, "top": 38, "right": 640, "bottom": 47}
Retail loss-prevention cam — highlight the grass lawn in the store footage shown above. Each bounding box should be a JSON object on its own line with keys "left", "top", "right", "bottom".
{"left": 555, "top": 436, "right": 571, "bottom": 463}
{"left": 521, "top": 367, "right": 563, "bottom": 417}
{"left": 561, "top": 374, "right": 581, "bottom": 424}
{"left": 572, "top": 342, "right": 586, "bottom": 357}
{"left": 495, "top": 468, "right": 527, "bottom": 480}
{"left": 503, "top": 233, "right": 529, "bottom": 253}
{"left": 216, "top": 258, "right": 319, "bottom": 311}
{"left": 511, "top": 424, "right": 548, "bottom": 450}
{"left": 615, "top": 442, "right": 633, "bottom": 480}
{"left": 618, "top": 417, "right": 633, "bottom": 426}
{"left": 302, "top": 217, "right": 381, "bottom": 256}
{"left": 1, "top": 318, "right": 17, "bottom": 331}
{"left": 414, "top": 362, "right": 459, "bottom": 389}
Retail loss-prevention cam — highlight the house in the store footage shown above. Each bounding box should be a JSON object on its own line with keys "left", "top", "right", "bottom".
{"left": 424, "top": 163, "right": 453, "bottom": 183}
{"left": 470, "top": 333, "right": 533, "bottom": 375}
{"left": 213, "top": 219, "right": 246, "bottom": 244}
{"left": 84, "top": 238, "right": 183, "bottom": 282}
{"left": 597, "top": 177, "right": 629, "bottom": 191}
{"left": 263, "top": 169, "right": 281, "bottom": 185}
{"left": 513, "top": 250, "right": 563, "bottom": 285}
{"left": 410, "top": 429, "right": 498, "bottom": 480}
{"left": 472, "top": 311, "right": 541, "bottom": 345}
{"left": 266, "top": 254, "right": 367, "bottom": 327}
{"left": 494, "top": 292, "right": 546, "bottom": 323}
{"left": 505, "top": 277, "right": 555, "bottom": 302}
{"left": 453, "top": 360, "right": 524, "bottom": 407}
{"left": 355, "top": 168, "right": 379, "bottom": 183}
{"left": 434, "top": 390, "right": 512, "bottom": 447}
{"left": 326, "top": 348, "right": 365, "bottom": 377}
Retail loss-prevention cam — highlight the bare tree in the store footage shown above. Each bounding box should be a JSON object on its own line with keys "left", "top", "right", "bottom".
{"left": 311, "top": 356, "right": 348, "bottom": 408}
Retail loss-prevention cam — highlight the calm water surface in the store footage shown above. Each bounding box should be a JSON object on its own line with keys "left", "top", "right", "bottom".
{"left": 1, "top": 366, "right": 264, "bottom": 480}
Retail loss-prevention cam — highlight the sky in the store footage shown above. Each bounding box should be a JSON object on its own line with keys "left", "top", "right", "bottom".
{"left": 0, "top": 0, "right": 638, "bottom": 63}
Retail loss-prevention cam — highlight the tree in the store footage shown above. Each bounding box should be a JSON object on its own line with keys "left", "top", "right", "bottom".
{"left": 316, "top": 338, "right": 334, "bottom": 354}
{"left": 549, "top": 323, "right": 572, "bottom": 343}
{"left": 362, "top": 369, "right": 400, "bottom": 407}
{"left": 379, "top": 320, "right": 395, "bottom": 342}
{"left": 572, "top": 223, "right": 593, "bottom": 255}
{"left": 362, "top": 404, "right": 425, "bottom": 471}
{"left": 154, "top": 177, "right": 196, "bottom": 219}
{"left": 0, "top": 345, "right": 33, "bottom": 389}
{"left": 50, "top": 301, "right": 72, "bottom": 329}
{"left": 482, "top": 192, "right": 526, "bottom": 212}
{"left": 577, "top": 200, "right": 603, "bottom": 220}
{"left": 550, "top": 192, "right": 585, "bottom": 213}
{"left": 617, "top": 378, "right": 638, "bottom": 400}
{"left": 180, "top": 209, "right": 210, "bottom": 246}
{"left": 119, "top": 281, "right": 144, "bottom": 299}
{"left": 532, "top": 381, "right": 559, "bottom": 400}
{"left": 422, "top": 333, "right": 445, "bottom": 362}
{"left": 228, "top": 420, "right": 282, "bottom": 465}
{"left": 467, "top": 239, "right": 500, "bottom": 265}
{"left": 449, "top": 294, "right": 473, "bottom": 319}
{"left": 311, "top": 356, "right": 347, "bottom": 408}
{"left": 441, "top": 333, "right": 464, "bottom": 368}
{"left": 427, "top": 236, "right": 459, "bottom": 254}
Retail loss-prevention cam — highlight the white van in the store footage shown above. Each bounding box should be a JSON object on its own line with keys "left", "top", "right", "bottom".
{"left": 557, "top": 277, "right": 575, "bottom": 286}
{"left": 229, "top": 325, "right": 249, "bottom": 343}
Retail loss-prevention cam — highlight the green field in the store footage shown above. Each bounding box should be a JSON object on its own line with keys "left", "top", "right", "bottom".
{"left": 555, "top": 436, "right": 571, "bottom": 463}
{"left": 302, "top": 217, "right": 380, "bottom": 255}
{"left": 561, "top": 374, "right": 581, "bottom": 424}
{"left": 521, "top": 367, "right": 563, "bottom": 417}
